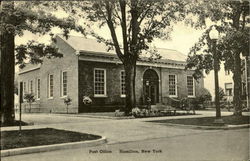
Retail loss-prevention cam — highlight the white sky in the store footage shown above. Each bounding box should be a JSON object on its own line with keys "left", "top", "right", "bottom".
{"left": 16, "top": 21, "right": 205, "bottom": 55}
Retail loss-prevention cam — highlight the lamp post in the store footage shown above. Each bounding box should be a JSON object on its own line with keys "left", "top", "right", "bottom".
{"left": 209, "top": 26, "right": 224, "bottom": 124}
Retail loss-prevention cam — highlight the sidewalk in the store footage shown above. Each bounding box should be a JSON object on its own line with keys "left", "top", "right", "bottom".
{"left": 2, "top": 111, "right": 235, "bottom": 144}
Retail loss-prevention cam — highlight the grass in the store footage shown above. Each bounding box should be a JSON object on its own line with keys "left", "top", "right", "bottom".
{"left": 1, "top": 128, "right": 101, "bottom": 150}
{"left": 80, "top": 112, "right": 116, "bottom": 117}
{"left": 148, "top": 115, "right": 250, "bottom": 126}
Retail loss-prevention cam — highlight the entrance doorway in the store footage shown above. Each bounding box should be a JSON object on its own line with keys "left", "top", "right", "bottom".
{"left": 143, "top": 69, "right": 159, "bottom": 105}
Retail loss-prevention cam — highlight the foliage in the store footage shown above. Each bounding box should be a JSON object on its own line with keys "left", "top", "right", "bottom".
{"left": 24, "top": 93, "right": 35, "bottom": 112}
{"left": 185, "top": 0, "right": 249, "bottom": 77}
{"left": 64, "top": 97, "right": 72, "bottom": 106}
{"left": 24, "top": 93, "right": 35, "bottom": 103}
{"left": 83, "top": 96, "right": 92, "bottom": 105}
{"left": 0, "top": 1, "right": 86, "bottom": 68}
{"left": 185, "top": 0, "right": 249, "bottom": 116}
{"left": 63, "top": 96, "right": 72, "bottom": 114}
{"left": 179, "top": 88, "right": 212, "bottom": 110}
{"left": 131, "top": 108, "right": 157, "bottom": 118}
{"left": 198, "top": 88, "right": 212, "bottom": 102}
{"left": 219, "top": 87, "right": 225, "bottom": 101}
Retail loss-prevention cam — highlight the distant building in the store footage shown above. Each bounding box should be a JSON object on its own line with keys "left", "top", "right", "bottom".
{"left": 18, "top": 35, "right": 204, "bottom": 113}
{"left": 204, "top": 56, "right": 250, "bottom": 108}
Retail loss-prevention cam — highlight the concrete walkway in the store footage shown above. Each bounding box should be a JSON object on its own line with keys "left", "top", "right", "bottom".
{"left": 2, "top": 111, "right": 243, "bottom": 144}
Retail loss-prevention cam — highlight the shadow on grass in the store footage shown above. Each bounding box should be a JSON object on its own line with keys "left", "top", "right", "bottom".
{"left": 1, "top": 120, "right": 29, "bottom": 127}
{"left": 1, "top": 128, "right": 101, "bottom": 150}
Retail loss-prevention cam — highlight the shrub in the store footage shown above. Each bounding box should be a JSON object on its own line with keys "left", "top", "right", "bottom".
{"left": 64, "top": 97, "right": 72, "bottom": 114}
{"left": 131, "top": 107, "right": 140, "bottom": 117}
{"left": 83, "top": 96, "right": 92, "bottom": 105}
{"left": 24, "top": 93, "right": 35, "bottom": 113}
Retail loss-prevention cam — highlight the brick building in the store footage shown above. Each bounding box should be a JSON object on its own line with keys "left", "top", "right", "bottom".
{"left": 18, "top": 35, "right": 204, "bottom": 113}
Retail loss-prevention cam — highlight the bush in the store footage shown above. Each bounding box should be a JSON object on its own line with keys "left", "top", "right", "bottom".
{"left": 83, "top": 96, "right": 92, "bottom": 105}
{"left": 64, "top": 97, "right": 72, "bottom": 114}
{"left": 24, "top": 93, "right": 35, "bottom": 113}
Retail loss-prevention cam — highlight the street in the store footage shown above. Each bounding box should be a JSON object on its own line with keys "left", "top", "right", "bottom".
{"left": 2, "top": 128, "right": 249, "bottom": 161}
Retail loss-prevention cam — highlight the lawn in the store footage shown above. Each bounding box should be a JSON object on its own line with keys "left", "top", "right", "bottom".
{"left": 1, "top": 128, "right": 101, "bottom": 150}
{"left": 148, "top": 115, "right": 250, "bottom": 126}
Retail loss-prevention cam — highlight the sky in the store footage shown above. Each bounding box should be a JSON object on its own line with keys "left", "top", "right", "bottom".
{"left": 16, "top": 22, "right": 205, "bottom": 55}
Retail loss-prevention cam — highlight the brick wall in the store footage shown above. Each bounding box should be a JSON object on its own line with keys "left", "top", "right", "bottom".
{"left": 78, "top": 61, "right": 126, "bottom": 112}
{"left": 78, "top": 60, "right": 204, "bottom": 112}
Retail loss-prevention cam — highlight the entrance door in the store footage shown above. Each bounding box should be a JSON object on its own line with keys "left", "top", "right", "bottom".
{"left": 143, "top": 69, "right": 159, "bottom": 105}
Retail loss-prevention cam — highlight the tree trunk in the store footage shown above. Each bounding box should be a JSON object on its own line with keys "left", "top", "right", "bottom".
{"left": 124, "top": 62, "right": 136, "bottom": 115}
{"left": 0, "top": 29, "right": 15, "bottom": 125}
{"left": 0, "top": 1, "right": 15, "bottom": 125}
{"left": 233, "top": 52, "right": 242, "bottom": 116}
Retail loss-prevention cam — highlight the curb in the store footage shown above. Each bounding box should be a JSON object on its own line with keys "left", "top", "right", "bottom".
{"left": 156, "top": 123, "right": 250, "bottom": 130}
{"left": 1, "top": 136, "right": 107, "bottom": 157}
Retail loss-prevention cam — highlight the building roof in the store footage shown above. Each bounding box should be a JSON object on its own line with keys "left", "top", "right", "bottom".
{"left": 57, "top": 35, "right": 187, "bottom": 62}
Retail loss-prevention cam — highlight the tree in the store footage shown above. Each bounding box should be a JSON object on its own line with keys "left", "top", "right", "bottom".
{"left": 59, "top": 0, "right": 187, "bottom": 115}
{"left": 64, "top": 97, "right": 72, "bottom": 114}
{"left": 0, "top": 1, "right": 85, "bottom": 125}
{"left": 24, "top": 93, "right": 35, "bottom": 113}
{"left": 185, "top": 0, "right": 249, "bottom": 116}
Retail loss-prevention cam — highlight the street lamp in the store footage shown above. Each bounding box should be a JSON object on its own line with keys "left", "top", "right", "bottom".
{"left": 209, "top": 26, "right": 224, "bottom": 125}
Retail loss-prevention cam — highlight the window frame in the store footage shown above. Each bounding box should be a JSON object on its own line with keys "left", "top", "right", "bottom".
{"left": 61, "top": 71, "right": 68, "bottom": 97}
{"left": 30, "top": 80, "right": 33, "bottom": 94}
{"left": 23, "top": 81, "right": 26, "bottom": 98}
{"left": 94, "top": 68, "right": 107, "bottom": 97}
{"left": 37, "top": 78, "right": 41, "bottom": 100}
{"left": 187, "top": 75, "right": 195, "bottom": 98}
{"left": 120, "top": 70, "right": 126, "bottom": 98}
{"left": 169, "top": 74, "right": 178, "bottom": 97}
{"left": 48, "top": 74, "right": 54, "bottom": 99}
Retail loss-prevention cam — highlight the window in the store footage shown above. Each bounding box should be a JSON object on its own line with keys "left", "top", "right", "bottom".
{"left": 61, "top": 71, "right": 67, "bottom": 96}
{"left": 169, "top": 75, "right": 177, "bottom": 97}
{"left": 94, "top": 69, "right": 106, "bottom": 97}
{"left": 225, "top": 70, "right": 230, "bottom": 75}
{"left": 48, "top": 74, "right": 53, "bottom": 98}
{"left": 225, "top": 83, "right": 233, "bottom": 96}
{"left": 30, "top": 80, "right": 33, "bottom": 94}
{"left": 187, "top": 76, "right": 195, "bottom": 97}
{"left": 94, "top": 69, "right": 106, "bottom": 96}
{"left": 120, "top": 70, "right": 126, "bottom": 97}
{"left": 37, "top": 79, "right": 40, "bottom": 99}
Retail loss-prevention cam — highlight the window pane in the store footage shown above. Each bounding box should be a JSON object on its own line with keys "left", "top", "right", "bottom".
{"left": 121, "top": 71, "right": 125, "bottom": 95}
{"left": 62, "top": 72, "right": 67, "bottom": 96}
{"left": 187, "top": 76, "right": 194, "bottom": 96}
{"left": 37, "top": 79, "right": 40, "bottom": 99}
{"left": 94, "top": 69, "right": 105, "bottom": 95}
{"left": 49, "top": 75, "right": 53, "bottom": 97}
{"left": 169, "top": 75, "right": 176, "bottom": 96}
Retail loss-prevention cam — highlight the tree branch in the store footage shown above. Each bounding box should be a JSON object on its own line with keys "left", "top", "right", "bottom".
{"left": 105, "top": 1, "right": 124, "bottom": 62}
{"left": 119, "top": 0, "right": 128, "bottom": 55}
